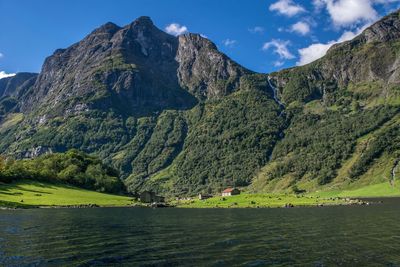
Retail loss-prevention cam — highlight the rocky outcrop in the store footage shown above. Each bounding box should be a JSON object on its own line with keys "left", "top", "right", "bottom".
{"left": 176, "top": 34, "right": 251, "bottom": 99}
{"left": 0, "top": 72, "right": 37, "bottom": 99}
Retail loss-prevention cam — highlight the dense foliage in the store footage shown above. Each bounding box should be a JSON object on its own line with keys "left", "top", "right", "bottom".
{"left": 268, "top": 106, "right": 398, "bottom": 185}
{"left": 0, "top": 150, "right": 124, "bottom": 193}
{"left": 349, "top": 124, "right": 400, "bottom": 179}
{"left": 125, "top": 89, "right": 286, "bottom": 196}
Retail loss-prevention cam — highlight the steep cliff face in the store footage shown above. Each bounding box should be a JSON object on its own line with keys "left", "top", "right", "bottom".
{"left": 0, "top": 73, "right": 37, "bottom": 119}
{"left": 176, "top": 34, "right": 251, "bottom": 99}
{"left": 0, "top": 73, "right": 37, "bottom": 99}
{"left": 19, "top": 16, "right": 251, "bottom": 119}
{"left": 20, "top": 17, "right": 197, "bottom": 117}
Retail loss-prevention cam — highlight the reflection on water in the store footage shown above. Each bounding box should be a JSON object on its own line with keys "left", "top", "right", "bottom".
{"left": 1, "top": 198, "right": 400, "bottom": 266}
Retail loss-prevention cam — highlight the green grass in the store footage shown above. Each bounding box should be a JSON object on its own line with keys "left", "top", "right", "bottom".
{"left": 311, "top": 182, "right": 400, "bottom": 198}
{"left": 174, "top": 193, "right": 348, "bottom": 208}
{"left": 0, "top": 180, "right": 136, "bottom": 208}
{"left": 0, "top": 113, "right": 23, "bottom": 132}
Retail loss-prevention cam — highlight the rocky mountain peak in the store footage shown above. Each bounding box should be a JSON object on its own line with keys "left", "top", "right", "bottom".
{"left": 93, "top": 22, "right": 121, "bottom": 35}
{"left": 176, "top": 33, "right": 251, "bottom": 99}
{"left": 328, "top": 9, "right": 400, "bottom": 53}
{"left": 130, "top": 16, "right": 154, "bottom": 27}
{"left": 17, "top": 16, "right": 253, "bottom": 116}
{"left": 178, "top": 33, "right": 218, "bottom": 51}
{"left": 363, "top": 9, "right": 400, "bottom": 43}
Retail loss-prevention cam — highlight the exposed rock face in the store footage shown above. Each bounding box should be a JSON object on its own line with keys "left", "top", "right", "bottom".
{"left": 0, "top": 73, "right": 37, "bottom": 99}
{"left": 18, "top": 17, "right": 249, "bottom": 118}
{"left": 20, "top": 17, "right": 197, "bottom": 116}
{"left": 176, "top": 34, "right": 251, "bottom": 99}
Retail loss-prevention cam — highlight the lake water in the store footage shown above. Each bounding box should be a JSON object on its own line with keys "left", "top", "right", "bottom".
{"left": 1, "top": 199, "right": 400, "bottom": 266}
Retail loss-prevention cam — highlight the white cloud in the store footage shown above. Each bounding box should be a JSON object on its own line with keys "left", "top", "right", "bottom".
{"left": 165, "top": 23, "right": 188, "bottom": 36}
{"left": 374, "top": 0, "right": 400, "bottom": 3}
{"left": 0, "top": 53, "right": 3, "bottom": 58}
{"left": 315, "top": 0, "right": 378, "bottom": 27}
{"left": 269, "top": 0, "right": 306, "bottom": 17}
{"left": 249, "top": 26, "right": 265, "bottom": 34}
{"left": 0, "top": 71, "right": 16, "bottom": 79}
{"left": 274, "top": 61, "right": 285, "bottom": 67}
{"left": 312, "top": 0, "right": 325, "bottom": 10}
{"left": 262, "top": 39, "right": 295, "bottom": 60}
{"left": 297, "top": 43, "right": 333, "bottom": 66}
{"left": 223, "top": 39, "right": 237, "bottom": 47}
{"left": 290, "top": 21, "right": 311, "bottom": 35}
{"left": 297, "top": 25, "right": 368, "bottom": 66}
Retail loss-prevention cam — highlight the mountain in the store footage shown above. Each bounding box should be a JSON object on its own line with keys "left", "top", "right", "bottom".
{"left": 0, "top": 73, "right": 37, "bottom": 118}
{"left": 1, "top": 11, "right": 400, "bottom": 196}
{"left": 252, "top": 10, "right": 400, "bottom": 192}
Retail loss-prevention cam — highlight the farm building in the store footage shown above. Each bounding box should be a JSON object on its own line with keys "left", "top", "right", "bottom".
{"left": 198, "top": 194, "right": 213, "bottom": 200}
{"left": 140, "top": 191, "right": 165, "bottom": 203}
{"left": 222, "top": 188, "right": 240, "bottom": 196}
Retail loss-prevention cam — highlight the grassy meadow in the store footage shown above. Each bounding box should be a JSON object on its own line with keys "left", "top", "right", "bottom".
{"left": 174, "top": 193, "right": 350, "bottom": 208}
{"left": 0, "top": 180, "right": 136, "bottom": 208}
{"left": 311, "top": 182, "right": 400, "bottom": 198}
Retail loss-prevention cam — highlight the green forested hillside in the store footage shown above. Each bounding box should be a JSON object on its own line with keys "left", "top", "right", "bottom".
{"left": 0, "top": 11, "right": 400, "bottom": 197}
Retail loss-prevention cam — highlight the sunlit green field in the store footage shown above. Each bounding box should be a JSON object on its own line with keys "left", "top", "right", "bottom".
{"left": 0, "top": 180, "right": 136, "bottom": 208}
{"left": 311, "top": 182, "right": 400, "bottom": 198}
{"left": 175, "top": 193, "right": 349, "bottom": 208}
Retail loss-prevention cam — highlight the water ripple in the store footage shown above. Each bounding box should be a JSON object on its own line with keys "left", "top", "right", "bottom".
{"left": 1, "top": 201, "right": 400, "bottom": 266}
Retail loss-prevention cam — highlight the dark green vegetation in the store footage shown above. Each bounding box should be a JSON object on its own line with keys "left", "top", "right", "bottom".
{"left": 1, "top": 11, "right": 400, "bottom": 198}
{"left": 263, "top": 106, "right": 398, "bottom": 186}
{"left": 0, "top": 150, "right": 124, "bottom": 194}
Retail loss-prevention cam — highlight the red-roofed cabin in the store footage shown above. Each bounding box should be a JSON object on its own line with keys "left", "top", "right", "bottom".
{"left": 222, "top": 188, "right": 240, "bottom": 196}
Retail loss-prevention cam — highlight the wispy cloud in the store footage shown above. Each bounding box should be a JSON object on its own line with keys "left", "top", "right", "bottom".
{"left": 0, "top": 52, "right": 3, "bottom": 58}
{"left": 223, "top": 39, "right": 237, "bottom": 48}
{"left": 165, "top": 23, "right": 188, "bottom": 36}
{"left": 290, "top": 21, "right": 311, "bottom": 35}
{"left": 269, "top": 0, "right": 306, "bottom": 17}
{"left": 0, "top": 71, "right": 16, "bottom": 79}
{"left": 274, "top": 61, "right": 285, "bottom": 67}
{"left": 262, "top": 39, "right": 295, "bottom": 60}
{"left": 248, "top": 26, "right": 265, "bottom": 34}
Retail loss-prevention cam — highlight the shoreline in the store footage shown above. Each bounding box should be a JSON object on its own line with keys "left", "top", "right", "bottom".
{"left": 0, "top": 198, "right": 383, "bottom": 210}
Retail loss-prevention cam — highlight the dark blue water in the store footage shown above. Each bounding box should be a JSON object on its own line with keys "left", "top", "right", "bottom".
{"left": 1, "top": 199, "right": 400, "bottom": 266}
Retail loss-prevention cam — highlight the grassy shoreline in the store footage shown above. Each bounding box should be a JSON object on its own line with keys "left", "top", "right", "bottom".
{"left": 1, "top": 181, "right": 399, "bottom": 209}
{"left": 173, "top": 193, "right": 357, "bottom": 208}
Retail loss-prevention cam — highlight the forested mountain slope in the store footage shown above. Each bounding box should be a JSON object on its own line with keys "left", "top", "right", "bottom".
{"left": 252, "top": 10, "right": 400, "bottom": 193}
{"left": 1, "top": 10, "right": 400, "bottom": 196}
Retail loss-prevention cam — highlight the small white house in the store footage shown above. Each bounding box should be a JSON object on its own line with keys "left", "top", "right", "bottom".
{"left": 222, "top": 188, "right": 240, "bottom": 196}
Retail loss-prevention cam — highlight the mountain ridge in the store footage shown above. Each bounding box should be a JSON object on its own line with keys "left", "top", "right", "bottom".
{"left": 1, "top": 10, "right": 400, "bottom": 196}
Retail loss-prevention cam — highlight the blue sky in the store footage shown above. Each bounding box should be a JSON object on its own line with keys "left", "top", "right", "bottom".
{"left": 1, "top": 0, "right": 399, "bottom": 78}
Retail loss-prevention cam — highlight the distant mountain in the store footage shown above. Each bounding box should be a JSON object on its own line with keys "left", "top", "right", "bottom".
{"left": 1, "top": 10, "right": 400, "bottom": 196}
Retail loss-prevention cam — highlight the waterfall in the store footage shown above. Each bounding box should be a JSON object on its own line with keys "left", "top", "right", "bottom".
{"left": 267, "top": 76, "right": 284, "bottom": 108}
